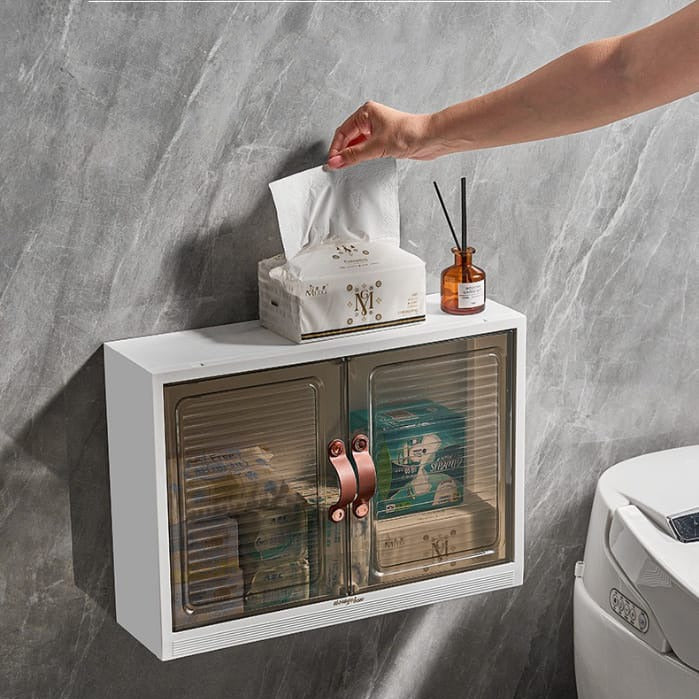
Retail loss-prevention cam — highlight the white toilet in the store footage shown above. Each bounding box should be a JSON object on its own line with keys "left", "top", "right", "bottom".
{"left": 574, "top": 445, "right": 699, "bottom": 699}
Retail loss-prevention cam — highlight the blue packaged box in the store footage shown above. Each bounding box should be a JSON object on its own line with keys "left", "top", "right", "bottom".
{"left": 351, "top": 401, "right": 466, "bottom": 519}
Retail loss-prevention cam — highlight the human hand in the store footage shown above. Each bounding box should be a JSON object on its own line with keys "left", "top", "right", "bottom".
{"left": 326, "top": 101, "right": 441, "bottom": 169}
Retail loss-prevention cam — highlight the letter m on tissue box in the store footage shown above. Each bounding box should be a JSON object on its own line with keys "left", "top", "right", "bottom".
{"left": 259, "top": 160, "right": 426, "bottom": 343}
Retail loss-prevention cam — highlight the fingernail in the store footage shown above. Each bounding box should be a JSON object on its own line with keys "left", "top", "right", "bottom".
{"left": 326, "top": 154, "right": 344, "bottom": 169}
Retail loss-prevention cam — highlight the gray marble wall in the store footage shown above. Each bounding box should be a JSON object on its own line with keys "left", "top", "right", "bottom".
{"left": 1, "top": 1, "right": 697, "bottom": 697}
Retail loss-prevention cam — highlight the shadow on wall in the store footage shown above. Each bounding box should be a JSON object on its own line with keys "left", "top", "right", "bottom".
{"left": 8, "top": 142, "right": 329, "bottom": 619}
{"left": 64, "top": 350, "right": 115, "bottom": 616}
{"left": 7, "top": 349, "right": 115, "bottom": 618}
{"left": 164, "top": 140, "right": 328, "bottom": 330}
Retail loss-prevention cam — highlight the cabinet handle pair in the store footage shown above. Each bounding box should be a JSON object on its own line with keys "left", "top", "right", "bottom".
{"left": 327, "top": 434, "right": 377, "bottom": 523}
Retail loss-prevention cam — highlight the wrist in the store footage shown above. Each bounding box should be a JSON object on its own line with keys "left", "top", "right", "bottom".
{"left": 403, "top": 111, "right": 448, "bottom": 160}
{"left": 426, "top": 110, "right": 447, "bottom": 154}
{"left": 429, "top": 107, "right": 477, "bottom": 155}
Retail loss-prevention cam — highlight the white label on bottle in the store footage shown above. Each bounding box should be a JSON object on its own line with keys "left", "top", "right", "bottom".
{"left": 457, "top": 281, "right": 484, "bottom": 309}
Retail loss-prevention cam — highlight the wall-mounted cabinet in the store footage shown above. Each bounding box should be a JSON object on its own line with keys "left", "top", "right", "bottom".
{"left": 105, "top": 296, "right": 525, "bottom": 660}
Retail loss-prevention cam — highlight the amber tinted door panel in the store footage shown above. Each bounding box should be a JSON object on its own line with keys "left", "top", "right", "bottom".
{"left": 348, "top": 332, "right": 514, "bottom": 591}
{"left": 164, "top": 361, "right": 346, "bottom": 630}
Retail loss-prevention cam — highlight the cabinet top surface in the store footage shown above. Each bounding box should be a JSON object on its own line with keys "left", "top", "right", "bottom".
{"left": 105, "top": 295, "right": 524, "bottom": 380}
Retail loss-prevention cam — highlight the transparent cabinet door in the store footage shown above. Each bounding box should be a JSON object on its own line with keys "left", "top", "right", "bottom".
{"left": 348, "top": 332, "right": 515, "bottom": 591}
{"left": 164, "top": 361, "right": 347, "bottom": 630}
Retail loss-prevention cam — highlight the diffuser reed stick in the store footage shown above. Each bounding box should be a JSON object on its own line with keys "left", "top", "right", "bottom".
{"left": 460, "top": 176, "right": 467, "bottom": 252}
{"left": 460, "top": 177, "right": 472, "bottom": 281}
{"left": 432, "top": 181, "right": 461, "bottom": 251}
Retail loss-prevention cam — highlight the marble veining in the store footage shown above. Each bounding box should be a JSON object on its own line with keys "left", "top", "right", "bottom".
{"left": 1, "top": 1, "right": 697, "bottom": 698}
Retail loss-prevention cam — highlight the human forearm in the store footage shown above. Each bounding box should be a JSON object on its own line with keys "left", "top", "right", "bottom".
{"left": 428, "top": 39, "right": 632, "bottom": 153}
{"left": 428, "top": 3, "right": 699, "bottom": 154}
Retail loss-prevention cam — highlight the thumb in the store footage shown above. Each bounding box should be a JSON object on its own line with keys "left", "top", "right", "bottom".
{"left": 327, "top": 136, "right": 385, "bottom": 169}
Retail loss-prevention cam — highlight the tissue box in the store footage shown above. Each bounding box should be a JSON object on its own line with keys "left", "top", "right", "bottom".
{"left": 259, "top": 240, "right": 425, "bottom": 343}
{"left": 375, "top": 494, "right": 497, "bottom": 571}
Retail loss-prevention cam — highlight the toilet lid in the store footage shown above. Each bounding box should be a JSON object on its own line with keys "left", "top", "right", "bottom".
{"left": 603, "top": 446, "right": 699, "bottom": 535}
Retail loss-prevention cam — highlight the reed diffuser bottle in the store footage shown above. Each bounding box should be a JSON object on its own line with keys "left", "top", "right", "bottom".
{"left": 434, "top": 177, "right": 486, "bottom": 315}
{"left": 441, "top": 246, "right": 486, "bottom": 314}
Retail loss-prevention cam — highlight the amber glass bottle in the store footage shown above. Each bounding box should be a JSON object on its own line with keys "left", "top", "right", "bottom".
{"left": 441, "top": 247, "right": 486, "bottom": 315}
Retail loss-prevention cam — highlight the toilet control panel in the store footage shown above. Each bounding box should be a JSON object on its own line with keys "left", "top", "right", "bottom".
{"left": 610, "top": 588, "right": 649, "bottom": 634}
{"left": 668, "top": 510, "right": 699, "bottom": 543}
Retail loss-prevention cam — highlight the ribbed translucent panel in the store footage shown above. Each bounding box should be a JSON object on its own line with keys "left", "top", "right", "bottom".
{"left": 368, "top": 347, "right": 504, "bottom": 580}
{"left": 178, "top": 385, "right": 318, "bottom": 489}
{"left": 184, "top": 518, "right": 241, "bottom": 608}
{"left": 168, "top": 380, "right": 330, "bottom": 630}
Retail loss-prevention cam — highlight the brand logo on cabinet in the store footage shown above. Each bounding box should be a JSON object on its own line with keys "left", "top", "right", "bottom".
{"left": 345, "top": 281, "right": 382, "bottom": 324}
{"left": 333, "top": 596, "right": 365, "bottom": 607}
{"left": 305, "top": 283, "right": 328, "bottom": 297}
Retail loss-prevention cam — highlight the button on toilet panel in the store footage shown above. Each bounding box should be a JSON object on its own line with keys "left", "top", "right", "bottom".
{"left": 610, "top": 588, "right": 649, "bottom": 634}
{"left": 668, "top": 510, "right": 699, "bottom": 543}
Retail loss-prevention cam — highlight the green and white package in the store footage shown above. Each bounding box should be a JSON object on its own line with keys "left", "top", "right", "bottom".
{"left": 351, "top": 400, "right": 466, "bottom": 520}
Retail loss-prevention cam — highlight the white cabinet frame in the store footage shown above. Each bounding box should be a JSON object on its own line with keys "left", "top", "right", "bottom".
{"left": 105, "top": 296, "right": 525, "bottom": 660}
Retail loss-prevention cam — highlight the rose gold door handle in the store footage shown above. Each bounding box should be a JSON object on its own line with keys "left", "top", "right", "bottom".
{"left": 351, "top": 434, "right": 376, "bottom": 519}
{"left": 328, "top": 439, "right": 357, "bottom": 523}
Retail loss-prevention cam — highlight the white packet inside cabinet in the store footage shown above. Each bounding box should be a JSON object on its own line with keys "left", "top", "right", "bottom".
{"left": 259, "top": 159, "right": 426, "bottom": 343}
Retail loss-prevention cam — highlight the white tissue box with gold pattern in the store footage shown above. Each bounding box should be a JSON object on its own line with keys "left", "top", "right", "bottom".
{"left": 258, "top": 239, "right": 425, "bottom": 343}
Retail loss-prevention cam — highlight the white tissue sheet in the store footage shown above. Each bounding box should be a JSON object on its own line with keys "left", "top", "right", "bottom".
{"left": 259, "top": 159, "right": 426, "bottom": 343}
{"left": 268, "top": 159, "right": 400, "bottom": 258}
